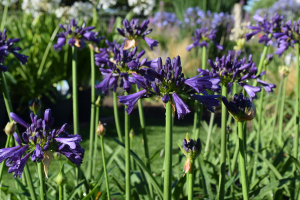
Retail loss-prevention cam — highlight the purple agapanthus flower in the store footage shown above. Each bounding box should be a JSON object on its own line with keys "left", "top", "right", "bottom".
{"left": 94, "top": 43, "right": 149, "bottom": 94}
{"left": 53, "top": 19, "right": 103, "bottom": 52}
{"left": 246, "top": 13, "right": 284, "bottom": 46}
{"left": 0, "top": 109, "right": 84, "bottom": 178}
{"left": 117, "top": 19, "right": 158, "bottom": 50}
{"left": 207, "top": 50, "right": 275, "bottom": 101}
{"left": 186, "top": 27, "right": 223, "bottom": 51}
{"left": 118, "top": 56, "right": 221, "bottom": 118}
{"left": 0, "top": 29, "right": 29, "bottom": 71}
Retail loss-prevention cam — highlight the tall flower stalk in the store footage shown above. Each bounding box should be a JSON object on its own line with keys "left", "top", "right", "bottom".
{"left": 124, "top": 91, "right": 131, "bottom": 200}
{"left": 222, "top": 93, "right": 256, "bottom": 200}
{"left": 295, "top": 43, "right": 300, "bottom": 170}
{"left": 179, "top": 133, "right": 201, "bottom": 200}
{"left": 72, "top": 47, "right": 79, "bottom": 136}
{"left": 92, "top": 96, "right": 101, "bottom": 177}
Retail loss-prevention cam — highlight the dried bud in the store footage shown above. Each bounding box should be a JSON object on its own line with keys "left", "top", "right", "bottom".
{"left": 95, "top": 96, "right": 101, "bottom": 107}
{"left": 29, "top": 98, "right": 41, "bottom": 114}
{"left": 4, "top": 121, "right": 16, "bottom": 136}
{"left": 96, "top": 121, "right": 106, "bottom": 136}
{"left": 279, "top": 65, "right": 291, "bottom": 77}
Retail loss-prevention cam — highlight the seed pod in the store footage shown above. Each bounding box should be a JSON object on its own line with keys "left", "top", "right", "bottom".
{"left": 96, "top": 121, "right": 106, "bottom": 136}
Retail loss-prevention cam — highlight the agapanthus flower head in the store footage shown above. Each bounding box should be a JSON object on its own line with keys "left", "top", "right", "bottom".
{"left": 207, "top": 50, "right": 276, "bottom": 100}
{"left": 178, "top": 133, "right": 201, "bottom": 176}
{"left": 186, "top": 27, "right": 223, "bottom": 51}
{"left": 246, "top": 13, "right": 284, "bottom": 46}
{"left": 117, "top": 19, "right": 158, "bottom": 50}
{"left": 53, "top": 19, "right": 102, "bottom": 52}
{"left": 222, "top": 93, "right": 256, "bottom": 122}
{"left": 94, "top": 40, "right": 121, "bottom": 67}
{"left": 95, "top": 44, "right": 148, "bottom": 94}
{"left": 0, "top": 29, "right": 29, "bottom": 71}
{"left": 118, "top": 56, "right": 221, "bottom": 118}
{"left": 273, "top": 19, "right": 300, "bottom": 56}
{"left": 0, "top": 109, "right": 84, "bottom": 178}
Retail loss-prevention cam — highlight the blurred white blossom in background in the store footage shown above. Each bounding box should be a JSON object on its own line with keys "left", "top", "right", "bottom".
{"left": 98, "top": 0, "right": 117, "bottom": 9}
{"left": 128, "top": 0, "right": 155, "bottom": 15}
{"left": 1, "top": 0, "right": 18, "bottom": 6}
{"left": 67, "top": 1, "right": 93, "bottom": 20}
{"left": 22, "top": 0, "right": 61, "bottom": 17}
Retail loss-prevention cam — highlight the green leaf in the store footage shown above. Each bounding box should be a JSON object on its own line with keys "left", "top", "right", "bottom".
{"left": 113, "top": 138, "right": 163, "bottom": 199}
{"left": 215, "top": 173, "right": 239, "bottom": 200}
{"left": 199, "top": 156, "right": 214, "bottom": 200}
{"left": 67, "top": 180, "right": 85, "bottom": 200}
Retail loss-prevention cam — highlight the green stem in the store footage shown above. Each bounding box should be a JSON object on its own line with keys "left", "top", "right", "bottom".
{"left": 271, "top": 78, "right": 283, "bottom": 143}
{"left": 87, "top": 48, "right": 95, "bottom": 180}
{"left": 219, "top": 84, "right": 227, "bottom": 199}
{"left": 163, "top": 101, "right": 173, "bottom": 200}
{"left": 0, "top": 134, "right": 10, "bottom": 181}
{"left": 59, "top": 185, "right": 63, "bottom": 200}
{"left": 202, "top": 47, "right": 206, "bottom": 70}
{"left": 125, "top": 92, "right": 131, "bottom": 200}
{"left": 187, "top": 160, "right": 194, "bottom": 200}
{"left": 37, "top": 162, "right": 46, "bottom": 200}
{"left": 238, "top": 121, "right": 249, "bottom": 200}
{"left": 192, "top": 101, "right": 199, "bottom": 138}
{"left": 92, "top": 98, "right": 100, "bottom": 179}
{"left": 256, "top": 46, "right": 269, "bottom": 77}
{"left": 100, "top": 136, "right": 111, "bottom": 200}
{"left": 113, "top": 92, "right": 123, "bottom": 142}
{"left": 195, "top": 104, "right": 203, "bottom": 140}
{"left": 72, "top": 47, "right": 79, "bottom": 135}
{"left": 252, "top": 66, "right": 266, "bottom": 183}
{"left": 231, "top": 121, "right": 239, "bottom": 173}
{"left": 204, "top": 112, "right": 215, "bottom": 158}
{"left": 24, "top": 165, "right": 37, "bottom": 200}
{"left": 0, "top": 0, "right": 9, "bottom": 31}
{"left": 294, "top": 43, "right": 300, "bottom": 171}
{"left": 278, "top": 76, "right": 287, "bottom": 147}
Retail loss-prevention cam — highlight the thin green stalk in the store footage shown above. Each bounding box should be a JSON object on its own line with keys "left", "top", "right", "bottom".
{"left": 231, "top": 122, "right": 239, "bottom": 173}
{"left": 294, "top": 43, "right": 300, "bottom": 170}
{"left": 0, "top": 0, "right": 9, "bottom": 31}
{"left": 37, "top": 162, "right": 46, "bottom": 200}
{"left": 125, "top": 91, "right": 131, "bottom": 200}
{"left": 238, "top": 121, "right": 249, "bottom": 199}
{"left": 59, "top": 185, "right": 63, "bottom": 200}
{"left": 278, "top": 76, "right": 287, "bottom": 147}
{"left": 187, "top": 160, "right": 194, "bottom": 200}
{"left": 256, "top": 46, "right": 269, "bottom": 76}
{"left": 92, "top": 97, "right": 100, "bottom": 179}
{"left": 195, "top": 105, "right": 203, "bottom": 140}
{"left": 192, "top": 101, "right": 199, "bottom": 138}
{"left": 113, "top": 92, "right": 123, "bottom": 142}
{"left": 87, "top": 48, "right": 96, "bottom": 180}
{"left": 136, "top": 86, "right": 154, "bottom": 198}
{"left": 219, "top": 84, "right": 227, "bottom": 199}
{"left": 100, "top": 136, "right": 111, "bottom": 200}
{"left": 202, "top": 47, "right": 206, "bottom": 70}
{"left": 271, "top": 78, "right": 283, "bottom": 143}
{"left": 252, "top": 65, "right": 266, "bottom": 183}
{"left": 204, "top": 112, "right": 215, "bottom": 158}
{"left": 72, "top": 47, "right": 79, "bottom": 135}
{"left": 130, "top": 133, "right": 135, "bottom": 170}
{"left": 163, "top": 101, "right": 173, "bottom": 200}
{"left": 24, "top": 165, "right": 37, "bottom": 200}
{"left": 0, "top": 134, "right": 11, "bottom": 181}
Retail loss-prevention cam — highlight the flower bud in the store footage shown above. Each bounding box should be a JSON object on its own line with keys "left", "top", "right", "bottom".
{"left": 4, "top": 121, "right": 16, "bottom": 136}
{"left": 95, "top": 96, "right": 101, "bottom": 107}
{"left": 56, "top": 166, "right": 67, "bottom": 186}
{"left": 96, "top": 121, "right": 106, "bottom": 136}
{"left": 222, "top": 93, "right": 256, "bottom": 122}
{"left": 179, "top": 133, "right": 201, "bottom": 160}
{"left": 279, "top": 65, "right": 291, "bottom": 77}
{"left": 130, "top": 129, "right": 134, "bottom": 138}
{"left": 29, "top": 98, "right": 41, "bottom": 114}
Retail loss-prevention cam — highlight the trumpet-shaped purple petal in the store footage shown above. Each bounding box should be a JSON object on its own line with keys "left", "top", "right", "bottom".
{"left": 240, "top": 83, "right": 261, "bottom": 101}
{"left": 118, "top": 89, "right": 148, "bottom": 114}
{"left": 10, "top": 113, "right": 29, "bottom": 129}
{"left": 8, "top": 152, "right": 30, "bottom": 178}
{"left": 191, "top": 95, "right": 220, "bottom": 113}
{"left": 172, "top": 93, "right": 191, "bottom": 119}
{"left": 257, "top": 79, "right": 276, "bottom": 93}
{"left": 144, "top": 37, "right": 159, "bottom": 50}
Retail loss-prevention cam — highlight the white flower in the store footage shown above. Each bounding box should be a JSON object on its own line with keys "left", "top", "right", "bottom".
{"left": 128, "top": 0, "right": 155, "bottom": 15}
{"left": 99, "top": 0, "right": 116, "bottom": 10}
{"left": 22, "top": 0, "right": 61, "bottom": 17}
{"left": 1, "top": 0, "right": 18, "bottom": 6}
{"left": 67, "top": 1, "right": 93, "bottom": 21}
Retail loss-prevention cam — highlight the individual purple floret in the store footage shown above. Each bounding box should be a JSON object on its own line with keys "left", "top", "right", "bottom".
{"left": 246, "top": 13, "right": 284, "bottom": 46}
{"left": 94, "top": 43, "right": 149, "bottom": 94}
{"left": 0, "top": 109, "right": 84, "bottom": 178}
{"left": 53, "top": 19, "right": 103, "bottom": 52}
{"left": 118, "top": 56, "right": 221, "bottom": 118}
{"left": 117, "top": 19, "right": 158, "bottom": 50}
{"left": 222, "top": 93, "right": 256, "bottom": 121}
{"left": 186, "top": 27, "right": 223, "bottom": 51}
{"left": 0, "top": 29, "right": 29, "bottom": 71}
{"left": 94, "top": 40, "right": 121, "bottom": 67}
{"left": 207, "top": 50, "right": 275, "bottom": 100}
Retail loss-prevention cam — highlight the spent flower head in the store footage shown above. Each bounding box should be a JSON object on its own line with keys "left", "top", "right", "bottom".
{"left": 0, "top": 109, "right": 84, "bottom": 178}
{"left": 117, "top": 19, "right": 158, "bottom": 50}
{"left": 118, "top": 56, "right": 221, "bottom": 118}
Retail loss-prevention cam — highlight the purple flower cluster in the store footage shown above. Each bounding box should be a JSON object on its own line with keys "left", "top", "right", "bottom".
{"left": 246, "top": 13, "right": 284, "bottom": 46}
{"left": 94, "top": 43, "right": 148, "bottom": 94}
{"left": 0, "top": 29, "right": 29, "bottom": 72}
{"left": 273, "top": 20, "right": 300, "bottom": 56}
{"left": 152, "top": 11, "right": 181, "bottom": 28}
{"left": 0, "top": 109, "right": 84, "bottom": 178}
{"left": 222, "top": 93, "right": 256, "bottom": 121}
{"left": 118, "top": 56, "right": 221, "bottom": 119}
{"left": 53, "top": 19, "right": 104, "bottom": 52}
{"left": 117, "top": 19, "right": 158, "bottom": 50}
{"left": 205, "top": 50, "right": 276, "bottom": 100}
{"left": 186, "top": 27, "right": 223, "bottom": 51}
